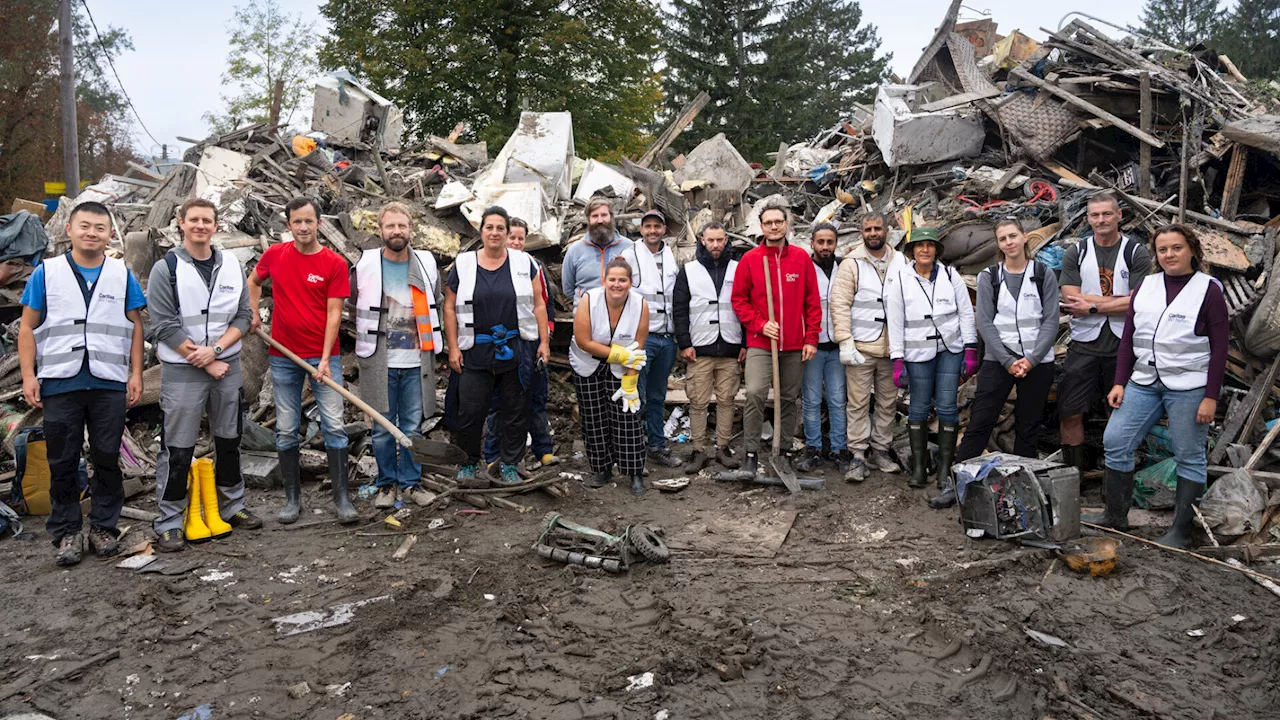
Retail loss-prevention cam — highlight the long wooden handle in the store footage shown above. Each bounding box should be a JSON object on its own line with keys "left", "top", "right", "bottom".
{"left": 253, "top": 328, "right": 412, "bottom": 448}
{"left": 763, "top": 257, "right": 782, "bottom": 455}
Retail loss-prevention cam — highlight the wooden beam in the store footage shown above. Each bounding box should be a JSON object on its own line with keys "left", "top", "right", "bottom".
{"left": 991, "top": 161, "right": 1027, "bottom": 196}
{"left": 638, "top": 91, "right": 710, "bottom": 168}
{"left": 1139, "top": 72, "right": 1153, "bottom": 200}
{"left": 919, "top": 88, "right": 1002, "bottom": 112}
{"left": 1222, "top": 144, "right": 1248, "bottom": 221}
{"left": 1009, "top": 67, "right": 1165, "bottom": 148}
{"left": 1219, "top": 54, "right": 1249, "bottom": 83}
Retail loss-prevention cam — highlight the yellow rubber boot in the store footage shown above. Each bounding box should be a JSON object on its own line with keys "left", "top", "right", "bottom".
{"left": 184, "top": 465, "right": 212, "bottom": 543}
{"left": 197, "top": 458, "right": 233, "bottom": 539}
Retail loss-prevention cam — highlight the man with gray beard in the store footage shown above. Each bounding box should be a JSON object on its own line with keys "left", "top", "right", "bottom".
{"left": 561, "top": 197, "right": 632, "bottom": 307}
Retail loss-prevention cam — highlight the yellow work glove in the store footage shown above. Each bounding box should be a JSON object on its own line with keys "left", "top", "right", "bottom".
{"left": 606, "top": 342, "right": 647, "bottom": 371}
{"left": 611, "top": 373, "right": 641, "bottom": 413}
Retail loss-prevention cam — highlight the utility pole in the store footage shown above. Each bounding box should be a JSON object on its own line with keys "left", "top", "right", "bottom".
{"left": 58, "top": 0, "right": 80, "bottom": 199}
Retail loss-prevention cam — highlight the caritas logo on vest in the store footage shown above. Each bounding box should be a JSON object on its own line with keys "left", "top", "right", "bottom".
{"left": 307, "top": 273, "right": 325, "bottom": 284}
{"left": 785, "top": 272, "right": 800, "bottom": 282}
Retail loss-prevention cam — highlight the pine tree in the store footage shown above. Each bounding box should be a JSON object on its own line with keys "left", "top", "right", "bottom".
{"left": 1140, "top": 0, "right": 1221, "bottom": 48}
{"left": 1215, "top": 0, "right": 1280, "bottom": 81}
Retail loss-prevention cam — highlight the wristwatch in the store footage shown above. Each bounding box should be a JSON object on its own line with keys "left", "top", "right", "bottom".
{"left": 214, "top": 344, "right": 224, "bottom": 356}
{"left": 1088, "top": 303, "right": 1098, "bottom": 315}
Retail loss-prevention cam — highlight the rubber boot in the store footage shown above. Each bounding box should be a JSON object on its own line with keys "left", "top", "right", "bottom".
{"left": 1062, "top": 445, "right": 1086, "bottom": 472}
{"left": 1155, "top": 478, "right": 1204, "bottom": 549}
{"left": 184, "top": 465, "right": 212, "bottom": 543}
{"left": 630, "top": 475, "right": 645, "bottom": 496}
{"left": 1081, "top": 468, "right": 1134, "bottom": 531}
{"left": 328, "top": 447, "right": 360, "bottom": 524}
{"left": 277, "top": 447, "right": 302, "bottom": 524}
{"left": 743, "top": 452, "right": 759, "bottom": 476}
{"left": 928, "top": 422, "right": 960, "bottom": 508}
{"left": 907, "top": 421, "right": 929, "bottom": 489}
{"left": 196, "top": 458, "right": 232, "bottom": 538}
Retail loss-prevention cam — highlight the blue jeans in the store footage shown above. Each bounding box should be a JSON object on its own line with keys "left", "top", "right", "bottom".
{"left": 802, "top": 348, "right": 847, "bottom": 452}
{"left": 905, "top": 351, "right": 963, "bottom": 423}
{"left": 484, "top": 360, "right": 553, "bottom": 463}
{"left": 269, "top": 355, "right": 348, "bottom": 450}
{"left": 636, "top": 333, "right": 677, "bottom": 450}
{"left": 1104, "top": 380, "right": 1210, "bottom": 484}
{"left": 373, "top": 368, "right": 424, "bottom": 489}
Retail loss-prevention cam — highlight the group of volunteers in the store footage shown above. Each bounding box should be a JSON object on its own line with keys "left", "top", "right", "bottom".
{"left": 18, "top": 189, "right": 1225, "bottom": 568}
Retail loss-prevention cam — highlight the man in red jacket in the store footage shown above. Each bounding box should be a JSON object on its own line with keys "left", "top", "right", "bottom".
{"left": 731, "top": 205, "right": 821, "bottom": 475}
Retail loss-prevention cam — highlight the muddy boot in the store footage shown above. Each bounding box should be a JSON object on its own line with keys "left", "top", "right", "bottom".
{"left": 328, "top": 448, "right": 360, "bottom": 524}
{"left": 1155, "top": 478, "right": 1204, "bottom": 549}
{"left": 743, "top": 451, "right": 758, "bottom": 476}
{"left": 717, "top": 446, "right": 741, "bottom": 469}
{"left": 630, "top": 475, "right": 645, "bottom": 496}
{"left": 277, "top": 447, "right": 302, "bottom": 525}
{"left": 588, "top": 470, "right": 611, "bottom": 489}
{"left": 793, "top": 447, "right": 822, "bottom": 472}
{"left": 928, "top": 423, "right": 959, "bottom": 508}
{"left": 907, "top": 421, "right": 929, "bottom": 489}
{"left": 1062, "top": 444, "right": 1086, "bottom": 472}
{"left": 1081, "top": 468, "right": 1134, "bottom": 531}
{"left": 684, "top": 451, "right": 709, "bottom": 474}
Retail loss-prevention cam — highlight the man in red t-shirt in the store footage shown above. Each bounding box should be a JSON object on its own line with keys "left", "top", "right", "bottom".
{"left": 248, "top": 198, "right": 356, "bottom": 524}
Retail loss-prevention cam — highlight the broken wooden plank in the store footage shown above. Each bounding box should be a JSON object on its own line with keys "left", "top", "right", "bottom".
{"left": 1139, "top": 71, "right": 1153, "bottom": 200}
{"left": 126, "top": 161, "right": 165, "bottom": 181}
{"left": 919, "top": 88, "right": 1002, "bottom": 112}
{"left": 318, "top": 218, "right": 360, "bottom": 263}
{"left": 1222, "top": 144, "right": 1249, "bottom": 222}
{"left": 1213, "top": 359, "right": 1280, "bottom": 467}
{"left": 1223, "top": 114, "right": 1280, "bottom": 156}
{"left": 990, "top": 161, "right": 1027, "bottom": 196}
{"left": 1010, "top": 66, "right": 1164, "bottom": 148}
{"left": 392, "top": 534, "right": 418, "bottom": 560}
{"left": 1219, "top": 55, "right": 1249, "bottom": 84}
{"left": 638, "top": 91, "right": 710, "bottom": 168}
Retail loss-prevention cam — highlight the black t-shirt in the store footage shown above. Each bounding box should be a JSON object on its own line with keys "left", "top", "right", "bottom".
{"left": 448, "top": 257, "right": 525, "bottom": 371}
{"left": 192, "top": 255, "right": 218, "bottom": 287}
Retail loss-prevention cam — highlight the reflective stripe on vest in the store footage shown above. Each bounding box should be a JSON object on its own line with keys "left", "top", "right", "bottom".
{"left": 991, "top": 262, "right": 1055, "bottom": 364}
{"left": 1130, "top": 272, "right": 1213, "bottom": 391}
{"left": 454, "top": 249, "right": 539, "bottom": 351}
{"left": 33, "top": 254, "right": 133, "bottom": 382}
{"left": 1071, "top": 236, "right": 1132, "bottom": 342}
{"left": 156, "top": 251, "right": 244, "bottom": 364}
{"left": 850, "top": 255, "right": 899, "bottom": 343}
{"left": 354, "top": 248, "right": 442, "bottom": 358}
{"left": 814, "top": 257, "right": 839, "bottom": 344}
{"left": 569, "top": 288, "right": 644, "bottom": 379}
{"left": 686, "top": 259, "right": 742, "bottom": 348}
{"left": 897, "top": 263, "right": 963, "bottom": 362}
{"left": 623, "top": 241, "right": 678, "bottom": 334}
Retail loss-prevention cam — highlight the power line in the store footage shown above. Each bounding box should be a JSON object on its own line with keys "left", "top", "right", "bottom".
{"left": 79, "top": 0, "right": 162, "bottom": 149}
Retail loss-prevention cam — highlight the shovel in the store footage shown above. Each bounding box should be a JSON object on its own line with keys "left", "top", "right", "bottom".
{"left": 761, "top": 256, "right": 801, "bottom": 494}
{"left": 253, "top": 328, "right": 467, "bottom": 465}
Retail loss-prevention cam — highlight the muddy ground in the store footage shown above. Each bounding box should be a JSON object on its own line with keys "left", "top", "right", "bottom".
{"left": 1, "top": 441, "right": 1278, "bottom": 720}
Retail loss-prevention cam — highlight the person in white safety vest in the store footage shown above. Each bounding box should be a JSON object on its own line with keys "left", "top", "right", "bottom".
{"left": 794, "top": 223, "right": 853, "bottom": 475}
{"left": 621, "top": 208, "right": 683, "bottom": 468}
{"left": 147, "top": 198, "right": 260, "bottom": 553}
{"left": 19, "top": 201, "right": 146, "bottom": 567}
{"left": 929, "top": 218, "right": 1060, "bottom": 509}
{"left": 443, "top": 206, "right": 550, "bottom": 488}
{"left": 829, "top": 212, "right": 905, "bottom": 482}
{"left": 673, "top": 222, "right": 745, "bottom": 473}
{"left": 885, "top": 226, "right": 977, "bottom": 493}
{"left": 349, "top": 201, "right": 443, "bottom": 510}
{"left": 1090, "top": 224, "right": 1228, "bottom": 549}
{"left": 1057, "top": 191, "right": 1152, "bottom": 473}
{"left": 570, "top": 257, "right": 650, "bottom": 495}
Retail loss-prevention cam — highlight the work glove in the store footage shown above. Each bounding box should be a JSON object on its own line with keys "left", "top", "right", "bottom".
{"left": 611, "top": 374, "right": 641, "bottom": 413}
{"left": 893, "top": 359, "right": 908, "bottom": 389}
{"left": 961, "top": 347, "right": 980, "bottom": 382}
{"left": 606, "top": 342, "right": 647, "bottom": 371}
{"left": 839, "top": 339, "right": 865, "bottom": 366}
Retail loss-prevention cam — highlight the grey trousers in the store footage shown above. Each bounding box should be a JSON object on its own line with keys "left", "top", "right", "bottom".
{"left": 153, "top": 359, "right": 246, "bottom": 534}
{"left": 743, "top": 348, "right": 804, "bottom": 454}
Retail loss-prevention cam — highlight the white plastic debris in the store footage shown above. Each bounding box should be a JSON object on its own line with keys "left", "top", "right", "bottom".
{"left": 626, "top": 672, "right": 655, "bottom": 692}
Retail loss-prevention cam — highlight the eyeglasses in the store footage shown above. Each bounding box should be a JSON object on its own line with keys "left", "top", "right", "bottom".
{"left": 762, "top": 220, "right": 786, "bottom": 227}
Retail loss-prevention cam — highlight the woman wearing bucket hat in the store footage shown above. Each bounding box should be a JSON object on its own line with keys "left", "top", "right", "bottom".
{"left": 884, "top": 226, "right": 978, "bottom": 492}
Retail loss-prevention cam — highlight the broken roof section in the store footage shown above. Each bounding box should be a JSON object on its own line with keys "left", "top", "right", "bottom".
{"left": 312, "top": 70, "right": 405, "bottom": 153}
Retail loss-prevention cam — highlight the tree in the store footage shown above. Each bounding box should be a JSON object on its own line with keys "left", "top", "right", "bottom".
{"left": 1140, "top": 0, "right": 1220, "bottom": 47}
{"left": 205, "top": 0, "right": 318, "bottom": 133}
{"left": 1215, "top": 0, "right": 1280, "bottom": 81}
{"left": 318, "top": 0, "right": 662, "bottom": 161}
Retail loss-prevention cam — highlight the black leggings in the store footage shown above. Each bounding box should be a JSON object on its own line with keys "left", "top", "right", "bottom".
{"left": 454, "top": 367, "right": 527, "bottom": 465}
{"left": 956, "top": 360, "right": 1054, "bottom": 461}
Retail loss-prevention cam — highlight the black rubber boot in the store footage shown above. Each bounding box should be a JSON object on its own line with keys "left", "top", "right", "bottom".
{"left": 327, "top": 447, "right": 360, "bottom": 524}
{"left": 927, "top": 423, "right": 960, "bottom": 508}
{"left": 277, "top": 447, "right": 302, "bottom": 524}
{"left": 588, "top": 470, "right": 611, "bottom": 489}
{"left": 743, "top": 452, "right": 759, "bottom": 476}
{"left": 908, "top": 421, "right": 929, "bottom": 489}
{"left": 1155, "top": 478, "right": 1204, "bottom": 549}
{"left": 630, "top": 475, "right": 645, "bottom": 496}
{"left": 1062, "top": 445, "right": 1086, "bottom": 472}
{"left": 1081, "top": 468, "right": 1134, "bottom": 531}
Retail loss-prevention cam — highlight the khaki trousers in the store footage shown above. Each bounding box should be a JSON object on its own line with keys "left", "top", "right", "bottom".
{"left": 685, "top": 356, "right": 741, "bottom": 451}
{"left": 845, "top": 356, "right": 897, "bottom": 456}
{"left": 744, "top": 348, "right": 804, "bottom": 453}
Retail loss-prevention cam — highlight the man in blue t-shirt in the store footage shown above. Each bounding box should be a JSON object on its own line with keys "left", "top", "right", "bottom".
{"left": 18, "top": 201, "right": 146, "bottom": 567}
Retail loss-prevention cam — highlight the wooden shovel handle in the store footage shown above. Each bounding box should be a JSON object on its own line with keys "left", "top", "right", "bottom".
{"left": 762, "top": 256, "right": 782, "bottom": 455}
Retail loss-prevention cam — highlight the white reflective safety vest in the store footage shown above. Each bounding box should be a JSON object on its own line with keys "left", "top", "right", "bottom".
{"left": 1071, "top": 236, "right": 1133, "bottom": 342}
{"left": 1130, "top": 272, "right": 1214, "bottom": 391}
{"left": 453, "top": 249, "right": 539, "bottom": 351}
{"left": 622, "top": 240, "right": 678, "bottom": 334}
{"left": 814, "top": 257, "right": 840, "bottom": 344}
{"left": 897, "top": 263, "right": 964, "bottom": 362}
{"left": 34, "top": 254, "right": 134, "bottom": 382}
{"left": 990, "top": 262, "right": 1055, "bottom": 364}
{"left": 686, "top": 258, "right": 742, "bottom": 348}
{"left": 569, "top": 288, "right": 644, "bottom": 379}
{"left": 850, "top": 255, "right": 901, "bottom": 343}
{"left": 156, "top": 251, "right": 245, "bottom": 364}
{"left": 353, "top": 248, "right": 442, "bottom": 358}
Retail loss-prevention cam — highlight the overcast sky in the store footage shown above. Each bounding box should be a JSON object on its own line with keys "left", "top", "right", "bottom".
{"left": 86, "top": 0, "right": 1146, "bottom": 159}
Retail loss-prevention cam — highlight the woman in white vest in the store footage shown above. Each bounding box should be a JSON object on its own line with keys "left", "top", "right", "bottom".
{"left": 929, "top": 218, "right": 1060, "bottom": 509}
{"left": 570, "top": 257, "right": 651, "bottom": 495}
{"left": 885, "top": 227, "right": 978, "bottom": 492}
{"left": 443, "top": 206, "right": 550, "bottom": 488}
{"left": 1091, "top": 224, "right": 1229, "bottom": 549}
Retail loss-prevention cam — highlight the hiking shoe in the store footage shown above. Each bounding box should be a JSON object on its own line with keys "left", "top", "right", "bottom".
{"left": 55, "top": 533, "right": 84, "bottom": 567}
{"left": 835, "top": 450, "right": 855, "bottom": 475}
{"left": 867, "top": 449, "right": 901, "bottom": 473}
{"left": 227, "top": 509, "right": 263, "bottom": 530}
{"left": 496, "top": 463, "right": 523, "bottom": 486}
{"left": 375, "top": 486, "right": 397, "bottom": 509}
{"left": 539, "top": 453, "right": 560, "bottom": 467}
{"left": 401, "top": 485, "right": 437, "bottom": 506}
{"left": 647, "top": 446, "right": 682, "bottom": 468}
{"left": 155, "top": 529, "right": 186, "bottom": 553}
{"left": 486, "top": 459, "right": 501, "bottom": 477}
{"left": 684, "top": 451, "right": 709, "bottom": 474}
{"left": 455, "top": 464, "right": 489, "bottom": 489}
{"left": 844, "top": 457, "right": 869, "bottom": 483}
{"left": 717, "top": 446, "right": 740, "bottom": 469}
{"left": 793, "top": 447, "right": 823, "bottom": 472}
{"left": 87, "top": 526, "right": 120, "bottom": 557}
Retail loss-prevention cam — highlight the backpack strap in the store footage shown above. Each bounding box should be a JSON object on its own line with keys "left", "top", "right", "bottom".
{"left": 166, "top": 252, "right": 180, "bottom": 313}
{"left": 986, "top": 265, "right": 1001, "bottom": 298}
{"left": 1122, "top": 237, "right": 1138, "bottom": 271}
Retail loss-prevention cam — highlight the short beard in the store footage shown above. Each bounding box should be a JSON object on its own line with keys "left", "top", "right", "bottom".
{"left": 864, "top": 235, "right": 884, "bottom": 250}
{"left": 384, "top": 235, "right": 409, "bottom": 252}
{"left": 589, "top": 222, "right": 613, "bottom": 245}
